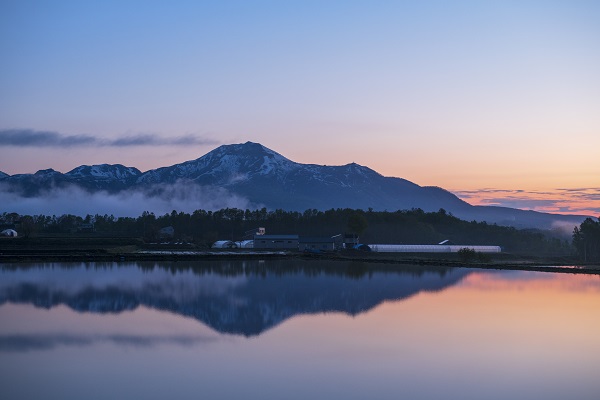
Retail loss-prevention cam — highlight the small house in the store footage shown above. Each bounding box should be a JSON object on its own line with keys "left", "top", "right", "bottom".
{"left": 78, "top": 223, "right": 95, "bottom": 233}
{"left": 159, "top": 226, "right": 175, "bottom": 239}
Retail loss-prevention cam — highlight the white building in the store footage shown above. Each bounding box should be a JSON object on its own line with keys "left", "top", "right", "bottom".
{"left": 235, "top": 240, "right": 254, "bottom": 249}
{"left": 368, "top": 244, "right": 501, "bottom": 253}
{"left": 212, "top": 240, "right": 237, "bottom": 249}
{"left": 0, "top": 229, "right": 18, "bottom": 237}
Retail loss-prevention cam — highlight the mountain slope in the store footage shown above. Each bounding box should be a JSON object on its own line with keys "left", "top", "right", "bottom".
{"left": 1, "top": 169, "right": 73, "bottom": 196}
{"left": 0, "top": 164, "right": 142, "bottom": 194}
{"left": 66, "top": 164, "right": 142, "bottom": 191}
{"left": 136, "top": 142, "right": 296, "bottom": 185}
{"left": 136, "top": 142, "right": 472, "bottom": 213}
{"left": 0, "top": 141, "right": 589, "bottom": 229}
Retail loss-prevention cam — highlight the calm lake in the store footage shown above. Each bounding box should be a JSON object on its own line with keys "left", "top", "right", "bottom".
{"left": 1, "top": 260, "right": 599, "bottom": 400}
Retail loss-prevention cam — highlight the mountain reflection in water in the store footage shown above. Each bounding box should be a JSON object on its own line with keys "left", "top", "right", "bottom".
{"left": 0, "top": 260, "right": 469, "bottom": 337}
{"left": 2, "top": 261, "right": 600, "bottom": 400}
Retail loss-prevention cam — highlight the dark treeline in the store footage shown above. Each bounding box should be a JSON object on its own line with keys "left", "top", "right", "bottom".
{"left": 572, "top": 217, "right": 600, "bottom": 261}
{"left": 1, "top": 208, "right": 571, "bottom": 254}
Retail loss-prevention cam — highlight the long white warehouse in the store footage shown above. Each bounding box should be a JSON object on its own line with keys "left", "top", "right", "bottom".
{"left": 369, "top": 244, "right": 501, "bottom": 253}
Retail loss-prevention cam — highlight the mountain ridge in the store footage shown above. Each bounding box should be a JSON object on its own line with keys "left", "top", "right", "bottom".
{"left": 0, "top": 141, "right": 588, "bottom": 229}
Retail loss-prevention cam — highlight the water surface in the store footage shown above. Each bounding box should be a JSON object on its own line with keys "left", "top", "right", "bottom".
{"left": 1, "top": 260, "right": 599, "bottom": 400}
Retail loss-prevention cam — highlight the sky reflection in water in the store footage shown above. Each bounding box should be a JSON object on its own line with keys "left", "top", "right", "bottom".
{"left": 0, "top": 261, "right": 599, "bottom": 400}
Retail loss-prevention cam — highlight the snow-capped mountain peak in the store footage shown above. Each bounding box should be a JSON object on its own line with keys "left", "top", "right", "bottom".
{"left": 1, "top": 141, "right": 588, "bottom": 230}
{"left": 208, "top": 142, "right": 297, "bottom": 176}
{"left": 136, "top": 141, "right": 299, "bottom": 184}
{"left": 66, "top": 164, "right": 142, "bottom": 181}
{"left": 34, "top": 168, "right": 61, "bottom": 176}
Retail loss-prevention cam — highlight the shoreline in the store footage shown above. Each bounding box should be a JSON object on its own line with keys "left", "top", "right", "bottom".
{"left": 2, "top": 236, "right": 598, "bottom": 274}
{"left": 1, "top": 248, "right": 599, "bottom": 275}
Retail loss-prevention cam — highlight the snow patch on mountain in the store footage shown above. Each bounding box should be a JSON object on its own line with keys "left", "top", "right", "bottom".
{"left": 34, "top": 169, "right": 61, "bottom": 177}
{"left": 136, "top": 141, "right": 301, "bottom": 185}
{"left": 0, "top": 140, "right": 589, "bottom": 230}
{"left": 67, "top": 164, "right": 142, "bottom": 181}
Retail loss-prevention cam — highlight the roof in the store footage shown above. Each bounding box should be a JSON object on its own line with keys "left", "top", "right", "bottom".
{"left": 369, "top": 244, "right": 501, "bottom": 253}
{"left": 212, "top": 240, "right": 236, "bottom": 247}
{"left": 299, "top": 237, "right": 335, "bottom": 243}
{"left": 254, "top": 235, "right": 299, "bottom": 240}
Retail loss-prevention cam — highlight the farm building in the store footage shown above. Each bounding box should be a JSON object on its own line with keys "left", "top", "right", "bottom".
{"left": 368, "top": 244, "right": 501, "bottom": 253}
{"left": 235, "top": 240, "right": 254, "bottom": 249}
{"left": 299, "top": 237, "right": 336, "bottom": 252}
{"left": 343, "top": 233, "right": 359, "bottom": 249}
{"left": 78, "top": 223, "right": 95, "bottom": 233}
{"left": 159, "top": 226, "right": 175, "bottom": 239}
{"left": 212, "top": 240, "right": 237, "bottom": 249}
{"left": 244, "top": 227, "right": 265, "bottom": 238}
{"left": 1, "top": 229, "right": 18, "bottom": 237}
{"left": 353, "top": 243, "right": 372, "bottom": 251}
{"left": 254, "top": 234, "right": 299, "bottom": 249}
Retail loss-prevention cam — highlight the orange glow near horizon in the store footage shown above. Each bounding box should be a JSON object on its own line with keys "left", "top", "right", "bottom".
{"left": 458, "top": 270, "right": 600, "bottom": 292}
{"left": 356, "top": 271, "right": 600, "bottom": 360}
{"left": 451, "top": 187, "right": 600, "bottom": 216}
{"left": 1, "top": 140, "right": 598, "bottom": 217}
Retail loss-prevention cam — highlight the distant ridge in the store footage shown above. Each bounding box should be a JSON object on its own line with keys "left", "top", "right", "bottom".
{"left": 0, "top": 141, "right": 588, "bottom": 229}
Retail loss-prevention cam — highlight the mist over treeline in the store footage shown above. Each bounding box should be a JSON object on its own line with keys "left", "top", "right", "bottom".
{"left": 1, "top": 208, "right": 572, "bottom": 255}
{"left": 0, "top": 182, "right": 257, "bottom": 216}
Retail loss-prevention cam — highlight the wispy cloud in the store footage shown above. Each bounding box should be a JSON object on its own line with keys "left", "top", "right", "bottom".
{"left": 452, "top": 188, "right": 600, "bottom": 216}
{"left": 0, "top": 129, "right": 97, "bottom": 147}
{"left": 0, "top": 129, "right": 219, "bottom": 147}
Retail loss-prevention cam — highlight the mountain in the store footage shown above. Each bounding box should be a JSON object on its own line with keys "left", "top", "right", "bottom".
{"left": 1, "top": 169, "right": 73, "bottom": 197}
{"left": 0, "top": 164, "right": 142, "bottom": 195}
{"left": 0, "top": 171, "right": 8, "bottom": 179}
{"left": 0, "top": 141, "right": 588, "bottom": 229}
{"left": 137, "top": 142, "right": 472, "bottom": 213}
{"left": 66, "top": 164, "right": 142, "bottom": 191}
{"left": 0, "top": 260, "right": 469, "bottom": 337}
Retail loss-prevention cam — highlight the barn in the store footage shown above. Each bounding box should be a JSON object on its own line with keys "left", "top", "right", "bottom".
{"left": 253, "top": 234, "right": 299, "bottom": 249}
{"left": 299, "top": 237, "right": 336, "bottom": 252}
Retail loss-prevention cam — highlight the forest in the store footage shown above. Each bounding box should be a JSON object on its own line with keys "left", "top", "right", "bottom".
{"left": 1, "top": 207, "right": 575, "bottom": 255}
{"left": 572, "top": 217, "right": 600, "bottom": 261}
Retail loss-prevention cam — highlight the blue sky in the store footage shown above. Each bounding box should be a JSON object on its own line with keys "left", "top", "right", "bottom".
{"left": 1, "top": 0, "right": 599, "bottom": 214}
